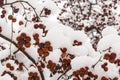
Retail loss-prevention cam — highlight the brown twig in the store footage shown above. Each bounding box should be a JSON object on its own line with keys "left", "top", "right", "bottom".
{"left": 92, "top": 56, "right": 102, "bottom": 68}
{"left": 9, "top": 4, "right": 14, "bottom": 57}
{"left": 57, "top": 68, "right": 71, "bottom": 80}
{"left": 4, "top": 0, "right": 40, "bottom": 21}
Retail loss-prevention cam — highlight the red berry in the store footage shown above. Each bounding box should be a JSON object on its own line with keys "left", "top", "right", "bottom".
{"left": 29, "top": 72, "right": 34, "bottom": 76}
{"left": 32, "top": 17, "right": 36, "bottom": 21}
{"left": 25, "top": 42, "right": 31, "bottom": 48}
{"left": 110, "top": 52, "right": 116, "bottom": 59}
{"left": 74, "top": 40, "right": 78, "bottom": 43}
{"left": 78, "top": 42, "right": 82, "bottom": 45}
{"left": 62, "top": 48, "right": 67, "bottom": 52}
{"left": 104, "top": 62, "right": 108, "bottom": 66}
{"left": 8, "top": 15, "right": 13, "bottom": 20}
{"left": 38, "top": 24, "right": 45, "bottom": 29}
{"left": 101, "top": 76, "right": 108, "bottom": 80}
{"left": 10, "top": 66, "right": 14, "bottom": 71}
{"left": 33, "top": 72, "right": 38, "bottom": 76}
{"left": 33, "top": 33, "right": 39, "bottom": 40}
{"left": 2, "top": 10, "right": 6, "bottom": 14}
{"left": 1, "top": 14, "right": 5, "bottom": 18}
{"left": 21, "top": 33, "right": 26, "bottom": 37}
{"left": 34, "top": 24, "right": 39, "bottom": 29}
{"left": 6, "top": 63, "right": 11, "bottom": 68}
{"left": 19, "top": 21, "right": 24, "bottom": 25}
{"left": 26, "top": 36, "right": 31, "bottom": 41}
{"left": 104, "top": 53, "right": 110, "bottom": 60}
{"left": 14, "top": 8, "right": 19, "bottom": 13}
{"left": 104, "top": 67, "right": 108, "bottom": 72}
{"left": 73, "top": 77, "right": 79, "bottom": 80}
{"left": 12, "top": 18, "right": 17, "bottom": 22}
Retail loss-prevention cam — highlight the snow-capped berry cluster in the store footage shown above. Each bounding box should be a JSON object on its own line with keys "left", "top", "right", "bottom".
{"left": 16, "top": 33, "right": 31, "bottom": 50}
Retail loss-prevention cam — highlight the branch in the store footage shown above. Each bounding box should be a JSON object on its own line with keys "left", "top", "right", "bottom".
{"left": 57, "top": 68, "right": 70, "bottom": 80}
{"left": 4, "top": 0, "right": 40, "bottom": 21}
{"left": 13, "top": 49, "right": 19, "bottom": 54}
{"left": 0, "top": 33, "right": 45, "bottom": 80}
{"left": 92, "top": 56, "right": 102, "bottom": 68}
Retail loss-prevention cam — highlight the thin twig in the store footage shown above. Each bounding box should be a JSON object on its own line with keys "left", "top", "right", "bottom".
{"left": 13, "top": 49, "right": 19, "bottom": 54}
{"left": 9, "top": 4, "right": 14, "bottom": 57}
{"left": 92, "top": 56, "right": 102, "bottom": 68}
{"left": 57, "top": 68, "right": 70, "bottom": 80}
{"left": 4, "top": 1, "right": 40, "bottom": 21}
{"left": 39, "top": 7, "right": 45, "bottom": 17}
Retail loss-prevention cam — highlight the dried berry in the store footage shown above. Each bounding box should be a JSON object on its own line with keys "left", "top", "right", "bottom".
{"left": 2, "top": 10, "right": 6, "bottom": 14}
{"left": 6, "top": 63, "right": 11, "bottom": 68}
{"left": 19, "top": 21, "right": 24, "bottom": 25}
{"left": 8, "top": 15, "right": 13, "bottom": 20}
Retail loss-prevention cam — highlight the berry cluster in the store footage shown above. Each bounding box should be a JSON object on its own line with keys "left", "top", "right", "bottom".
{"left": 33, "top": 33, "right": 40, "bottom": 45}
{"left": 16, "top": 33, "right": 31, "bottom": 51}
{"left": 73, "top": 40, "right": 82, "bottom": 46}
{"left": 73, "top": 67, "right": 98, "bottom": 80}
{"left": 8, "top": 15, "right": 17, "bottom": 22}
{"left": 104, "top": 52, "right": 116, "bottom": 63}
{"left": 37, "top": 41, "right": 53, "bottom": 58}
{"left": 44, "top": 8, "right": 51, "bottom": 15}
{"left": 1, "top": 9, "right": 6, "bottom": 18}
{"left": 60, "top": 48, "right": 67, "bottom": 58}
{"left": 47, "top": 60, "right": 56, "bottom": 72}
{"left": 101, "top": 62, "right": 108, "bottom": 72}
{"left": 6, "top": 63, "right": 14, "bottom": 71}
{"left": 17, "top": 63, "right": 23, "bottom": 71}
{"left": 62, "top": 58, "right": 71, "bottom": 70}
{"left": 28, "top": 72, "right": 40, "bottom": 80}
{"left": 34, "top": 23, "right": 45, "bottom": 29}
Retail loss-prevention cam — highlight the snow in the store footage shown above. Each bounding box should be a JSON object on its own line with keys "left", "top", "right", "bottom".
{"left": 70, "top": 46, "right": 89, "bottom": 56}
{"left": 0, "top": 0, "right": 120, "bottom": 80}
{"left": 94, "top": 60, "right": 119, "bottom": 80}
{"left": 102, "top": 27, "right": 118, "bottom": 37}
{"left": 25, "top": 45, "right": 39, "bottom": 62}
{"left": 89, "top": 0, "right": 97, "bottom": 4}
{"left": 68, "top": 30, "right": 88, "bottom": 43}
{"left": 106, "top": 62, "right": 119, "bottom": 79}
{"left": 71, "top": 56, "right": 96, "bottom": 70}
{"left": 18, "top": 72, "right": 29, "bottom": 80}
{"left": 46, "top": 49, "right": 61, "bottom": 63}
{"left": 98, "top": 34, "right": 120, "bottom": 56}
{"left": 43, "top": 26, "right": 73, "bottom": 49}
{"left": 0, "top": 74, "right": 13, "bottom": 80}
{"left": 0, "top": 44, "right": 10, "bottom": 60}
{"left": 15, "top": 51, "right": 33, "bottom": 68}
